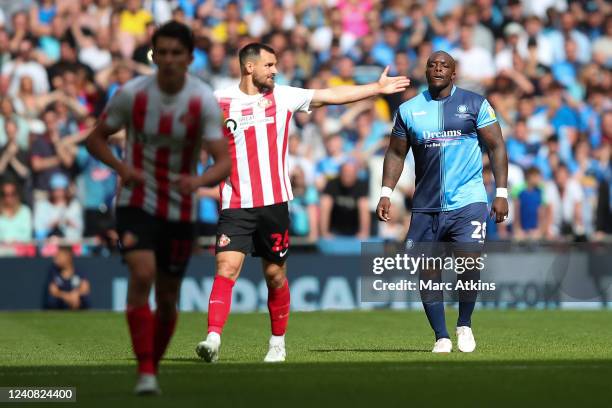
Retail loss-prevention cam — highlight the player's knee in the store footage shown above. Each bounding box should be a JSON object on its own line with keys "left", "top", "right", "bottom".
{"left": 217, "top": 259, "right": 241, "bottom": 280}
{"left": 264, "top": 262, "right": 286, "bottom": 288}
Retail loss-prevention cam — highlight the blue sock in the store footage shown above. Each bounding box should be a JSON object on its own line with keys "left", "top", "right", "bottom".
{"left": 456, "top": 265, "right": 479, "bottom": 327}
{"left": 457, "top": 302, "right": 475, "bottom": 327}
{"left": 423, "top": 302, "right": 449, "bottom": 340}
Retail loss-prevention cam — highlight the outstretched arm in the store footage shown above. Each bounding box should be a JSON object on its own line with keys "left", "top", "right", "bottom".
{"left": 478, "top": 122, "right": 509, "bottom": 223}
{"left": 310, "top": 67, "right": 410, "bottom": 108}
{"left": 377, "top": 135, "right": 410, "bottom": 221}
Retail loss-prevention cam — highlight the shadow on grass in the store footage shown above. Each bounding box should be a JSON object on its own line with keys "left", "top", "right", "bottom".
{"left": 1, "top": 360, "right": 611, "bottom": 408}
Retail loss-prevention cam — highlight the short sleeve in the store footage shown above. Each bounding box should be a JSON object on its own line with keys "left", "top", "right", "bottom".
{"left": 276, "top": 85, "right": 314, "bottom": 113}
{"left": 200, "top": 87, "right": 223, "bottom": 142}
{"left": 391, "top": 109, "right": 411, "bottom": 140}
{"left": 102, "top": 88, "right": 131, "bottom": 130}
{"left": 477, "top": 98, "right": 498, "bottom": 129}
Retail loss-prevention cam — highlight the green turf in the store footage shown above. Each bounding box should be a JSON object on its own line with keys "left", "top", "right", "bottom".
{"left": 1, "top": 310, "right": 611, "bottom": 407}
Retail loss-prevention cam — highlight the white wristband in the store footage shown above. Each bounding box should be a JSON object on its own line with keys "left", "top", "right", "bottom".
{"left": 496, "top": 188, "right": 508, "bottom": 199}
{"left": 381, "top": 186, "right": 393, "bottom": 198}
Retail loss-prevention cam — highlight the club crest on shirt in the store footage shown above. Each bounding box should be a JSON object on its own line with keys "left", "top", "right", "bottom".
{"left": 258, "top": 97, "right": 272, "bottom": 108}
{"left": 455, "top": 104, "right": 470, "bottom": 119}
{"left": 218, "top": 234, "right": 231, "bottom": 248}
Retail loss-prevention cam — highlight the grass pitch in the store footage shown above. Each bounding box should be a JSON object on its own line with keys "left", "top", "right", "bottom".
{"left": 1, "top": 310, "right": 611, "bottom": 407}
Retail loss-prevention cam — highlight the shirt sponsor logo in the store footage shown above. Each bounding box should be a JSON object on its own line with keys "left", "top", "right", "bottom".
{"left": 225, "top": 118, "right": 237, "bottom": 133}
{"left": 225, "top": 115, "right": 275, "bottom": 133}
{"left": 457, "top": 104, "right": 468, "bottom": 113}
{"left": 422, "top": 129, "right": 462, "bottom": 140}
{"left": 412, "top": 111, "right": 427, "bottom": 116}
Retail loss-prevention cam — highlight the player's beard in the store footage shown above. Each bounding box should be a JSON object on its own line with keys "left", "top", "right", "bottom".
{"left": 253, "top": 73, "right": 275, "bottom": 93}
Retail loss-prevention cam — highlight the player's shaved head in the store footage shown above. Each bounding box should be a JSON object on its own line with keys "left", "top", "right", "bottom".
{"left": 427, "top": 51, "right": 456, "bottom": 71}
{"left": 425, "top": 51, "right": 457, "bottom": 98}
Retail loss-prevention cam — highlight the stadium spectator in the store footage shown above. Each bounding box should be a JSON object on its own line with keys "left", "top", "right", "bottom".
{"left": 0, "top": 180, "right": 32, "bottom": 243}
{"left": 507, "top": 119, "right": 538, "bottom": 170}
{"left": 450, "top": 24, "right": 495, "bottom": 94}
{"left": 545, "top": 164, "right": 586, "bottom": 240}
{"left": 75, "top": 129, "right": 119, "bottom": 241}
{"left": 0, "top": 96, "right": 30, "bottom": 150}
{"left": 45, "top": 245, "right": 90, "bottom": 310}
{"left": 315, "top": 133, "right": 347, "bottom": 191}
{"left": 0, "top": 117, "right": 30, "bottom": 190}
{"left": 512, "top": 167, "right": 548, "bottom": 241}
{"left": 288, "top": 165, "right": 319, "bottom": 241}
{"left": 117, "top": 0, "right": 153, "bottom": 58}
{"left": 1, "top": 37, "right": 49, "bottom": 96}
{"left": 196, "top": 150, "right": 221, "bottom": 237}
{"left": 0, "top": 0, "right": 609, "bottom": 248}
{"left": 30, "top": 109, "right": 75, "bottom": 196}
{"left": 33, "top": 172, "right": 83, "bottom": 241}
{"left": 320, "top": 160, "right": 370, "bottom": 239}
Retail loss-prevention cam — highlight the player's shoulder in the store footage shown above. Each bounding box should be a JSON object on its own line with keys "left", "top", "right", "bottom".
{"left": 453, "top": 87, "right": 487, "bottom": 105}
{"left": 397, "top": 90, "right": 429, "bottom": 116}
{"left": 118, "top": 75, "right": 154, "bottom": 96}
{"left": 186, "top": 74, "right": 214, "bottom": 95}
{"left": 213, "top": 84, "right": 241, "bottom": 100}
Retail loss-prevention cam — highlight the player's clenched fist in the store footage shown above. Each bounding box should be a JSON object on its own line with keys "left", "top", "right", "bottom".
{"left": 490, "top": 197, "right": 509, "bottom": 224}
{"left": 118, "top": 164, "right": 145, "bottom": 187}
{"left": 376, "top": 197, "right": 391, "bottom": 222}
{"left": 173, "top": 175, "right": 201, "bottom": 195}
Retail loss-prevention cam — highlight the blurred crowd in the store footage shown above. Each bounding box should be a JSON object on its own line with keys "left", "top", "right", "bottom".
{"left": 0, "top": 0, "right": 611, "bottom": 254}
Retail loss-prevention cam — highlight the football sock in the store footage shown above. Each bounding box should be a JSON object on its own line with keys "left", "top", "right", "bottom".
{"left": 267, "top": 279, "right": 290, "bottom": 336}
{"left": 422, "top": 301, "right": 449, "bottom": 340}
{"left": 457, "top": 302, "right": 475, "bottom": 327}
{"left": 126, "top": 304, "right": 155, "bottom": 375}
{"left": 457, "top": 268, "right": 480, "bottom": 327}
{"left": 208, "top": 275, "right": 235, "bottom": 335}
{"left": 420, "top": 268, "right": 448, "bottom": 340}
{"left": 153, "top": 309, "right": 177, "bottom": 370}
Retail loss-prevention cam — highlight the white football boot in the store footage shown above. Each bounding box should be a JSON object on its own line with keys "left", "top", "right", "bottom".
{"left": 196, "top": 332, "right": 221, "bottom": 363}
{"left": 432, "top": 338, "right": 453, "bottom": 353}
{"left": 134, "top": 374, "right": 161, "bottom": 395}
{"left": 456, "top": 326, "right": 476, "bottom": 352}
{"left": 263, "top": 335, "right": 286, "bottom": 362}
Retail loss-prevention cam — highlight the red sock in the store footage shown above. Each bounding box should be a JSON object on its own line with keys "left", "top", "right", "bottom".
{"left": 126, "top": 304, "right": 155, "bottom": 375}
{"left": 208, "top": 276, "right": 235, "bottom": 334}
{"left": 153, "top": 310, "right": 177, "bottom": 371}
{"left": 268, "top": 279, "right": 290, "bottom": 336}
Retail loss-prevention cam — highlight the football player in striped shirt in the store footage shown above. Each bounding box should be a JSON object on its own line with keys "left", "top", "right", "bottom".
{"left": 86, "top": 21, "right": 231, "bottom": 394}
{"left": 196, "top": 43, "right": 411, "bottom": 363}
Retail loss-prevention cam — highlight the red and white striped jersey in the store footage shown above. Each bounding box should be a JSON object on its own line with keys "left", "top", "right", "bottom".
{"left": 215, "top": 85, "right": 314, "bottom": 209}
{"left": 102, "top": 74, "right": 223, "bottom": 222}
